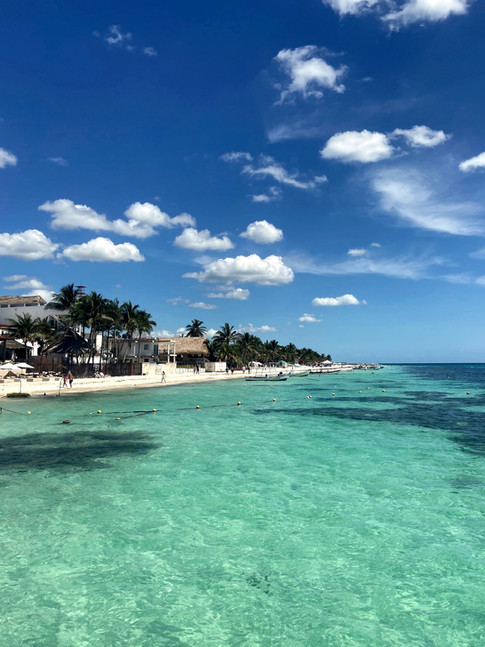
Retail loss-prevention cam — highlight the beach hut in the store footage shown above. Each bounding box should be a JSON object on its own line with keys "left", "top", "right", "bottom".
{"left": 156, "top": 337, "right": 209, "bottom": 368}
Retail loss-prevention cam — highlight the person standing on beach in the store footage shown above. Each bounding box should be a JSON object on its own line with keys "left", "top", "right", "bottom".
{"left": 161, "top": 371, "right": 166, "bottom": 383}
{"left": 68, "top": 371, "right": 73, "bottom": 388}
{"left": 63, "top": 374, "right": 67, "bottom": 388}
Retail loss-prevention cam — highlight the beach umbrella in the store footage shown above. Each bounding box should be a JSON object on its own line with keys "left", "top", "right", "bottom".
{"left": 14, "top": 362, "right": 35, "bottom": 369}
{"left": 1, "top": 362, "right": 19, "bottom": 370}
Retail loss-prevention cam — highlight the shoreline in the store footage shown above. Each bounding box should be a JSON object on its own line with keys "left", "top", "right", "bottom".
{"left": 0, "top": 371, "right": 253, "bottom": 398}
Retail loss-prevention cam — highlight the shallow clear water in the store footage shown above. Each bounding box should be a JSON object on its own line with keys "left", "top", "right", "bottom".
{"left": 1, "top": 365, "right": 484, "bottom": 646}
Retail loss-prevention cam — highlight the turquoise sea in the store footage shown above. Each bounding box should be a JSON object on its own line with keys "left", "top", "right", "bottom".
{"left": 1, "top": 364, "right": 484, "bottom": 646}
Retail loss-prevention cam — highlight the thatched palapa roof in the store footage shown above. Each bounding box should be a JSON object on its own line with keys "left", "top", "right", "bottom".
{"left": 156, "top": 337, "right": 209, "bottom": 357}
{"left": 0, "top": 295, "right": 47, "bottom": 306}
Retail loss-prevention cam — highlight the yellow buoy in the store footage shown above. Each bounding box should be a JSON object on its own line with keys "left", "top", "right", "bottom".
{"left": 97, "top": 410, "right": 102, "bottom": 414}
{"left": 237, "top": 401, "right": 241, "bottom": 406}
{"left": 27, "top": 411, "right": 31, "bottom": 414}
{"left": 196, "top": 405, "right": 200, "bottom": 409}
{"left": 382, "top": 389, "right": 386, "bottom": 393}
{"left": 152, "top": 408, "right": 157, "bottom": 412}
{"left": 273, "top": 398, "right": 277, "bottom": 402}
{"left": 116, "top": 417, "right": 121, "bottom": 420}
{"left": 332, "top": 393, "right": 335, "bottom": 397}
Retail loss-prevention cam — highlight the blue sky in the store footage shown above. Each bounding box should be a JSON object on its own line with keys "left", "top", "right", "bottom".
{"left": 1, "top": 0, "right": 485, "bottom": 362}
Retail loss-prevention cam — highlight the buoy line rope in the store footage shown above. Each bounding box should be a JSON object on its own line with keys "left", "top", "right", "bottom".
{"left": 0, "top": 406, "right": 27, "bottom": 415}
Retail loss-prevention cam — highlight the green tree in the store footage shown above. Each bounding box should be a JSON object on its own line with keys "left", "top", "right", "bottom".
{"left": 214, "top": 323, "right": 240, "bottom": 346}
{"left": 135, "top": 309, "right": 157, "bottom": 361}
{"left": 185, "top": 319, "right": 207, "bottom": 337}
{"left": 120, "top": 301, "right": 141, "bottom": 360}
{"left": 45, "top": 283, "right": 79, "bottom": 315}
{"left": 236, "top": 333, "right": 262, "bottom": 367}
{"left": 70, "top": 292, "right": 110, "bottom": 363}
{"left": 7, "top": 313, "right": 41, "bottom": 358}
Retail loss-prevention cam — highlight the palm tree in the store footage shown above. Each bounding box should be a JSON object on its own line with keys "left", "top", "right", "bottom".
{"left": 216, "top": 341, "right": 238, "bottom": 365}
{"left": 103, "top": 298, "right": 123, "bottom": 361}
{"left": 70, "top": 292, "right": 110, "bottom": 364}
{"left": 120, "top": 301, "right": 140, "bottom": 360}
{"left": 185, "top": 319, "right": 207, "bottom": 337}
{"left": 266, "top": 339, "right": 280, "bottom": 364}
{"left": 282, "top": 342, "right": 298, "bottom": 365}
{"left": 45, "top": 283, "right": 79, "bottom": 313}
{"left": 135, "top": 309, "right": 157, "bottom": 361}
{"left": 33, "top": 317, "right": 55, "bottom": 356}
{"left": 236, "top": 333, "right": 262, "bottom": 367}
{"left": 7, "top": 313, "right": 40, "bottom": 359}
{"left": 213, "top": 323, "right": 240, "bottom": 346}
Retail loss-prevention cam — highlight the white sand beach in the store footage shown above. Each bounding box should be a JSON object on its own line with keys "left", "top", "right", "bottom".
{"left": 0, "top": 370, "right": 253, "bottom": 398}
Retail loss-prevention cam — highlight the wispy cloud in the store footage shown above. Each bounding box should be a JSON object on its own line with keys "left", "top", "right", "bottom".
{"left": 286, "top": 251, "right": 446, "bottom": 280}
{"left": 3, "top": 275, "right": 53, "bottom": 302}
{"left": 371, "top": 168, "right": 485, "bottom": 236}
{"left": 222, "top": 151, "right": 326, "bottom": 192}
{"left": 46, "top": 156, "right": 69, "bottom": 167}
{"left": 95, "top": 25, "right": 157, "bottom": 57}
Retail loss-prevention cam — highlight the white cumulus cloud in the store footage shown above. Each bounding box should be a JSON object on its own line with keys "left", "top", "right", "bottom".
{"left": 347, "top": 248, "right": 367, "bottom": 257}
{"left": 250, "top": 186, "right": 282, "bottom": 203}
{"left": 206, "top": 287, "right": 250, "bottom": 300}
{"left": 322, "top": 0, "right": 379, "bottom": 16}
{"left": 60, "top": 237, "right": 144, "bottom": 262}
{"left": 322, "top": 0, "right": 469, "bottom": 28}
{"left": 40, "top": 199, "right": 194, "bottom": 239}
{"left": 188, "top": 302, "right": 218, "bottom": 310}
{"left": 0, "top": 229, "right": 59, "bottom": 260}
{"left": 174, "top": 227, "right": 233, "bottom": 251}
{"left": 240, "top": 220, "right": 283, "bottom": 244}
{"left": 392, "top": 125, "right": 450, "bottom": 148}
{"left": 274, "top": 46, "right": 347, "bottom": 103}
{"left": 321, "top": 130, "right": 394, "bottom": 163}
{"left": 184, "top": 254, "right": 294, "bottom": 286}
{"left": 299, "top": 313, "right": 322, "bottom": 323}
{"left": 312, "top": 294, "right": 362, "bottom": 306}
{"left": 459, "top": 152, "right": 485, "bottom": 173}
{"left": 383, "top": 0, "right": 469, "bottom": 28}
{"left": 0, "top": 147, "right": 18, "bottom": 169}
{"left": 241, "top": 323, "right": 277, "bottom": 334}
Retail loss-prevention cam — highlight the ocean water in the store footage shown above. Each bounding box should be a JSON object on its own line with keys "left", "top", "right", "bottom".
{"left": 1, "top": 364, "right": 484, "bottom": 646}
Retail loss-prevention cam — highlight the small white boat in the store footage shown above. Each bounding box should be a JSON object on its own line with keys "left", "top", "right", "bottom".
{"left": 245, "top": 372, "right": 288, "bottom": 382}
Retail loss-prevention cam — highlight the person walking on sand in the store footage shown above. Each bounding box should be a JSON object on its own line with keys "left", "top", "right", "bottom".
{"left": 68, "top": 371, "right": 74, "bottom": 388}
{"left": 161, "top": 370, "right": 166, "bottom": 383}
{"left": 63, "top": 374, "right": 67, "bottom": 388}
